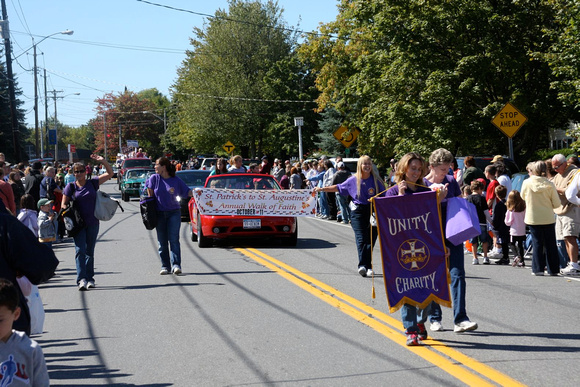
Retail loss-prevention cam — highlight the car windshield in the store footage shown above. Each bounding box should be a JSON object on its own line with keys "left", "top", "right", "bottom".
{"left": 177, "top": 171, "right": 210, "bottom": 187}
{"left": 126, "top": 170, "right": 152, "bottom": 179}
{"left": 124, "top": 159, "right": 152, "bottom": 168}
{"left": 206, "top": 175, "right": 280, "bottom": 190}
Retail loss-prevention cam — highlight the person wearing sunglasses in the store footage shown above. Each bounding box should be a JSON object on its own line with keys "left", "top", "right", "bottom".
{"left": 61, "top": 154, "right": 113, "bottom": 291}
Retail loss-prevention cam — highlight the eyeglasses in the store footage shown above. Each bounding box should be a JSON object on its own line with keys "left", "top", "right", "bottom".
{"left": 552, "top": 163, "right": 563, "bottom": 169}
{"left": 73, "top": 170, "right": 85, "bottom": 174}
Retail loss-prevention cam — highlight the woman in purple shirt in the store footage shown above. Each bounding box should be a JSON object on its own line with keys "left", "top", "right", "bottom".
{"left": 386, "top": 152, "right": 433, "bottom": 346}
{"left": 146, "top": 157, "right": 192, "bottom": 275}
{"left": 62, "top": 154, "right": 113, "bottom": 291}
{"left": 316, "top": 155, "right": 385, "bottom": 277}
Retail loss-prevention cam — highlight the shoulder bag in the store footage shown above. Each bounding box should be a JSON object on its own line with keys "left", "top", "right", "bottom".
{"left": 140, "top": 196, "right": 158, "bottom": 230}
{"left": 92, "top": 180, "right": 124, "bottom": 221}
{"left": 58, "top": 183, "right": 85, "bottom": 238}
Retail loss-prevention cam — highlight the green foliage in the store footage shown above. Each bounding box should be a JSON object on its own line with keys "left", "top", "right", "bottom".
{"left": 0, "top": 51, "right": 28, "bottom": 161}
{"left": 300, "top": 0, "right": 580, "bottom": 167}
{"left": 544, "top": 0, "right": 580, "bottom": 109}
{"left": 534, "top": 147, "right": 575, "bottom": 161}
{"left": 171, "top": 0, "right": 319, "bottom": 158}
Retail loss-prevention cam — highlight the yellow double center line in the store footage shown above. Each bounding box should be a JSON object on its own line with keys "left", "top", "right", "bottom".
{"left": 236, "top": 247, "right": 526, "bottom": 387}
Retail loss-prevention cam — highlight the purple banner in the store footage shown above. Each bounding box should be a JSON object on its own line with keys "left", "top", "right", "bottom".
{"left": 374, "top": 191, "right": 451, "bottom": 313}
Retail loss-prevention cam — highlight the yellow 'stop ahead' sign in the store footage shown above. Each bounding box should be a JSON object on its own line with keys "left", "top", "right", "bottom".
{"left": 491, "top": 102, "right": 528, "bottom": 138}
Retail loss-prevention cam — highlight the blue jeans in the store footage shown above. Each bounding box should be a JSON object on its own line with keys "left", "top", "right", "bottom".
{"left": 350, "top": 204, "right": 377, "bottom": 270}
{"left": 429, "top": 241, "right": 469, "bottom": 325}
{"left": 556, "top": 240, "right": 568, "bottom": 268}
{"left": 155, "top": 209, "right": 182, "bottom": 270}
{"left": 336, "top": 194, "right": 351, "bottom": 223}
{"left": 319, "top": 192, "right": 329, "bottom": 216}
{"left": 74, "top": 223, "right": 99, "bottom": 283}
{"left": 402, "top": 302, "right": 433, "bottom": 333}
{"left": 529, "top": 224, "right": 559, "bottom": 274}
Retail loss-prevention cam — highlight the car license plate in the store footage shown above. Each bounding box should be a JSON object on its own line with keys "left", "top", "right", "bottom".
{"left": 243, "top": 219, "right": 261, "bottom": 229}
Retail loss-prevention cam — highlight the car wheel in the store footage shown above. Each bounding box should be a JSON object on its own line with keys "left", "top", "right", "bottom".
{"left": 197, "top": 214, "right": 211, "bottom": 248}
{"left": 190, "top": 222, "right": 198, "bottom": 242}
{"left": 282, "top": 221, "right": 298, "bottom": 246}
{"left": 122, "top": 192, "right": 129, "bottom": 202}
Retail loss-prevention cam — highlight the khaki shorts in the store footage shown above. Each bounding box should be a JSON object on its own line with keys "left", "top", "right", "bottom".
{"left": 556, "top": 207, "right": 580, "bottom": 239}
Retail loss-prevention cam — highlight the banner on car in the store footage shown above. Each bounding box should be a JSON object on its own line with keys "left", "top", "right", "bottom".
{"left": 193, "top": 188, "right": 317, "bottom": 217}
{"left": 374, "top": 191, "right": 452, "bottom": 313}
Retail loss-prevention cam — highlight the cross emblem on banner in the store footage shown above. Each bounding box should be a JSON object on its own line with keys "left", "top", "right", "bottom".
{"left": 399, "top": 240, "right": 429, "bottom": 270}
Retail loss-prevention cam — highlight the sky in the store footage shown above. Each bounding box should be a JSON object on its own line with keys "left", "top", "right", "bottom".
{"left": 6, "top": 0, "right": 339, "bottom": 130}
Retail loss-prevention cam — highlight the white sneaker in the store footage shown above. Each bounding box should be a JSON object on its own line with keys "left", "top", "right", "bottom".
{"left": 472, "top": 258, "right": 479, "bottom": 265}
{"left": 78, "top": 279, "right": 88, "bottom": 291}
{"left": 482, "top": 257, "right": 490, "bottom": 265}
{"left": 358, "top": 266, "right": 367, "bottom": 277}
{"left": 172, "top": 266, "right": 182, "bottom": 275}
{"left": 430, "top": 321, "right": 443, "bottom": 331}
{"left": 366, "top": 269, "right": 374, "bottom": 277}
{"left": 87, "top": 281, "right": 95, "bottom": 289}
{"left": 454, "top": 320, "right": 478, "bottom": 333}
{"left": 159, "top": 268, "right": 169, "bottom": 275}
{"left": 561, "top": 262, "right": 580, "bottom": 275}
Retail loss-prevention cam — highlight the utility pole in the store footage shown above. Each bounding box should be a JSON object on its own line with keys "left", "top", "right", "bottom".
{"left": 48, "top": 90, "right": 63, "bottom": 161}
{"left": 43, "top": 69, "right": 48, "bottom": 157}
{"left": 1, "top": 0, "right": 22, "bottom": 161}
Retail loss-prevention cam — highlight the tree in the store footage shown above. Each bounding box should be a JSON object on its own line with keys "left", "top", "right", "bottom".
{"left": 93, "top": 90, "right": 169, "bottom": 158}
{"left": 171, "top": 0, "right": 317, "bottom": 158}
{"left": 300, "top": 0, "right": 579, "bottom": 166}
{"left": 545, "top": 0, "right": 580, "bottom": 110}
{"left": 0, "top": 53, "right": 28, "bottom": 161}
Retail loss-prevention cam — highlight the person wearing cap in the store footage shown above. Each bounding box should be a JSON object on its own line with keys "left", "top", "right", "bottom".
{"left": 37, "top": 198, "right": 56, "bottom": 247}
{"left": 23, "top": 162, "right": 45, "bottom": 204}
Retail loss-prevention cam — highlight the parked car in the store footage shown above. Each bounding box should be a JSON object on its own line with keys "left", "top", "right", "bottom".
{"left": 117, "top": 157, "right": 153, "bottom": 186}
{"left": 330, "top": 157, "right": 359, "bottom": 174}
{"left": 511, "top": 172, "right": 529, "bottom": 193}
{"left": 175, "top": 169, "right": 211, "bottom": 221}
{"left": 120, "top": 168, "right": 154, "bottom": 201}
{"left": 188, "top": 174, "right": 297, "bottom": 247}
{"left": 199, "top": 158, "right": 218, "bottom": 171}
{"left": 456, "top": 156, "right": 520, "bottom": 177}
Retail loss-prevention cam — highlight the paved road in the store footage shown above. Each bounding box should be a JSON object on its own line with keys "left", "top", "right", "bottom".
{"left": 36, "top": 181, "right": 580, "bottom": 386}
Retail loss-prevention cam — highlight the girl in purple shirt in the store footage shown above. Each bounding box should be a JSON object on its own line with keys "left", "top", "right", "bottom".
{"left": 316, "top": 156, "right": 385, "bottom": 277}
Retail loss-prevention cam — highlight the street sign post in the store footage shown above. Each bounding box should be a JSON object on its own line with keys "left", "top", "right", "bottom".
{"left": 294, "top": 117, "right": 304, "bottom": 161}
{"left": 333, "top": 126, "right": 360, "bottom": 148}
{"left": 491, "top": 102, "right": 528, "bottom": 160}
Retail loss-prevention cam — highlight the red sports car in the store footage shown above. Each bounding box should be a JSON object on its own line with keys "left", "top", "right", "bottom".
{"left": 188, "top": 174, "right": 298, "bottom": 247}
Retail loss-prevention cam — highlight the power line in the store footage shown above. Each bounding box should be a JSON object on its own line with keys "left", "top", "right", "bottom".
{"left": 136, "top": 0, "right": 339, "bottom": 40}
{"left": 173, "top": 91, "right": 316, "bottom": 104}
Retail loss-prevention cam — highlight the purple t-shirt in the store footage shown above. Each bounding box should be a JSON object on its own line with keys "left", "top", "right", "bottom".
{"left": 146, "top": 174, "right": 190, "bottom": 211}
{"left": 337, "top": 175, "right": 386, "bottom": 205}
{"left": 63, "top": 178, "right": 99, "bottom": 226}
{"left": 386, "top": 183, "right": 431, "bottom": 197}
{"left": 424, "top": 174, "right": 461, "bottom": 224}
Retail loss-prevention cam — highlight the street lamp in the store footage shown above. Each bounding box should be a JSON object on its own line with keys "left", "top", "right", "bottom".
{"left": 49, "top": 91, "right": 80, "bottom": 162}
{"left": 143, "top": 110, "right": 167, "bottom": 133}
{"left": 31, "top": 30, "right": 74, "bottom": 157}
